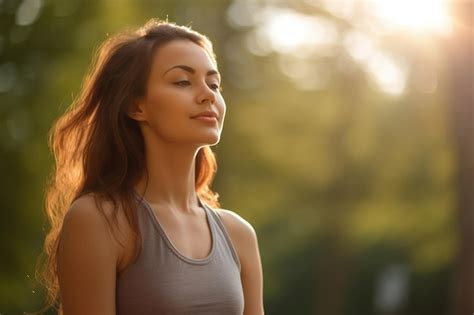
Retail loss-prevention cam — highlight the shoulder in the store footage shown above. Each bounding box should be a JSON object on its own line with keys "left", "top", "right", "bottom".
{"left": 64, "top": 194, "right": 107, "bottom": 230}
{"left": 58, "top": 193, "right": 120, "bottom": 314}
{"left": 216, "top": 208, "right": 256, "bottom": 234}
{"left": 214, "top": 208, "right": 265, "bottom": 314}
{"left": 67, "top": 192, "right": 116, "bottom": 218}
{"left": 62, "top": 193, "right": 121, "bottom": 255}
{"left": 213, "top": 208, "right": 259, "bottom": 254}
{"left": 67, "top": 192, "right": 132, "bottom": 231}
{"left": 62, "top": 193, "right": 133, "bottom": 270}
{"left": 64, "top": 193, "right": 117, "bottom": 235}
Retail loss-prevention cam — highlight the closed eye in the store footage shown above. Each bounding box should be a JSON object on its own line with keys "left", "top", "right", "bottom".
{"left": 174, "top": 80, "right": 190, "bottom": 86}
{"left": 174, "top": 80, "right": 223, "bottom": 92}
{"left": 209, "top": 83, "right": 223, "bottom": 92}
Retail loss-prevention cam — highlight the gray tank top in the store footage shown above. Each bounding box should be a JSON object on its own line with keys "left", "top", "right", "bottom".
{"left": 115, "top": 192, "right": 244, "bottom": 314}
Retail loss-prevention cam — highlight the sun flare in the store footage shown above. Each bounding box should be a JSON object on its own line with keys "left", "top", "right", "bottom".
{"left": 367, "top": 0, "right": 452, "bottom": 35}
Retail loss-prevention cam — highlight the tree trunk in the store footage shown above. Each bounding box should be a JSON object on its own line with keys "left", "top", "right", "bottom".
{"left": 447, "top": 2, "right": 474, "bottom": 315}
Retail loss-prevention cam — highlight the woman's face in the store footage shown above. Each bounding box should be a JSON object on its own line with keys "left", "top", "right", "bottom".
{"left": 133, "top": 39, "right": 226, "bottom": 147}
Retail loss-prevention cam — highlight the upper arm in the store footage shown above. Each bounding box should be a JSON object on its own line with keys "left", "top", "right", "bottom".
{"left": 57, "top": 195, "right": 119, "bottom": 315}
{"left": 219, "top": 209, "right": 265, "bottom": 315}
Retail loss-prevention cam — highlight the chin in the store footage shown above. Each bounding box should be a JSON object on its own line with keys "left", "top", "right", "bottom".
{"left": 197, "top": 134, "right": 220, "bottom": 146}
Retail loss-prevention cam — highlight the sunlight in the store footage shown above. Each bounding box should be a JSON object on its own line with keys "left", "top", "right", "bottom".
{"left": 229, "top": 1, "right": 449, "bottom": 95}
{"left": 366, "top": 0, "right": 452, "bottom": 35}
{"left": 343, "top": 31, "right": 408, "bottom": 96}
{"left": 366, "top": 51, "right": 407, "bottom": 96}
{"left": 257, "top": 7, "right": 338, "bottom": 57}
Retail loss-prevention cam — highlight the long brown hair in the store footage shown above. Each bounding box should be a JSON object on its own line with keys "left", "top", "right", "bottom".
{"left": 35, "top": 18, "right": 222, "bottom": 314}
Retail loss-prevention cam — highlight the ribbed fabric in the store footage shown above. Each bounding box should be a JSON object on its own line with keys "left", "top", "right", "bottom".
{"left": 116, "top": 191, "right": 244, "bottom": 315}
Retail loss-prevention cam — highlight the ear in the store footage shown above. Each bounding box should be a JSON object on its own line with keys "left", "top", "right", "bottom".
{"left": 126, "top": 99, "right": 148, "bottom": 122}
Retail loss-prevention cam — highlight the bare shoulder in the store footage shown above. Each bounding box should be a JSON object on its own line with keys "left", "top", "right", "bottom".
{"left": 214, "top": 208, "right": 259, "bottom": 253}
{"left": 67, "top": 192, "right": 118, "bottom": 220}
{"left": 216, "top": 208, "right": 256, "bottom": 232}
{"left": 65, "top": 193, "right": 123, "bottom": 238}
{"left": 64, "top": 194, "right": 110, "bottom": 233}
{"left": 214, "top": 208, "right": 265, "bottom": 315}
{"left": 63, "top": 193, "right": 134, "bottom": 271}
{"left": 58, "top": 193, "right": 122, "bottom": 314}
{"left": 62, "top": 193, "right": 123, "bottom": 263}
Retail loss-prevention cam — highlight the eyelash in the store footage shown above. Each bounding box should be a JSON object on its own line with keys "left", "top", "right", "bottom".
{"left": 174, "top": 80, "right": 223, "bottom": 92}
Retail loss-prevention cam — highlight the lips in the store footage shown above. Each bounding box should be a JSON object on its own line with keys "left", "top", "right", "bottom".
{"left": 191, "top": 110, "right": 219, "bottom": 119}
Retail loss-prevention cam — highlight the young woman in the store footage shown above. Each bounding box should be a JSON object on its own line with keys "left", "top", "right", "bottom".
{"left": 38, "top": 18, "right": 264, "bottom": 315}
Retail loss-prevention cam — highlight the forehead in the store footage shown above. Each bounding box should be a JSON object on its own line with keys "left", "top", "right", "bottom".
{"left": 150, "top": 40, "right": 217, "bottom": 75}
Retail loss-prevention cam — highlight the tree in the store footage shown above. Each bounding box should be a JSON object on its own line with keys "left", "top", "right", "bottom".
{"left": 446, "top": 1, "right": 474, "bottom": 314}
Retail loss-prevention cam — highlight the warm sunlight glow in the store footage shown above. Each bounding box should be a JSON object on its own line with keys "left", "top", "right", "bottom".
{"left": 257, "top": 7, "right": 338, "bottom": 57}
{"left": 367, "top": 0, "right": 452, "bottom": 35}
{"left": 366, "top": 52, "right": 407, "bottom": 95}
{"left": 230, "top": 1, "right": 448, "bottom": 95}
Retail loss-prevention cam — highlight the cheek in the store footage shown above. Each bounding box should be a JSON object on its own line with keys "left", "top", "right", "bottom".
{"left": 147, "top": 88, "right": 181, "bottom": 118}
{"left": 217, "top": 97, "right": 226, "bottom": 118}
{"left": 145, "top": 90, "right": 193, "bottom": 137}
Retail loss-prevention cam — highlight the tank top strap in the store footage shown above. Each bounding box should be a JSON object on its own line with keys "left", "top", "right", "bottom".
{"left": 198, "top": 197, "right": 241, "bottom": 272}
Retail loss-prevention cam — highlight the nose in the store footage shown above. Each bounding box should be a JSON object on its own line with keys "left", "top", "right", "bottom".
{"left": 197, "top": 82, "right": 216, "bottom": 105}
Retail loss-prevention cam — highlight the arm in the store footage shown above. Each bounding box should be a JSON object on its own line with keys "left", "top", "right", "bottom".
{"left": 57, "top": 195, "right": 119, "bottom": 315}
{"left": 219, "top": 210, "right": 265, "bottom": 315}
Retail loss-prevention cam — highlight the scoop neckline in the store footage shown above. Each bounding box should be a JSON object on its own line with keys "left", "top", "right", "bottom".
{"left": 132, "top": 190, "right": 216, "bottom": 265}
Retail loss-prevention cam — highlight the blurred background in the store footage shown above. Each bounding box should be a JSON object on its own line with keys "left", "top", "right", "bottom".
{"left": 0, "top": 0, "right": 472, "bottom": 314}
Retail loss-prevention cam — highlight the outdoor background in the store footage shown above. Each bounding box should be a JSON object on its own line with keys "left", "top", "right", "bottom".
{"left": 0, "top": 0, "right": 472, "bottom": 314}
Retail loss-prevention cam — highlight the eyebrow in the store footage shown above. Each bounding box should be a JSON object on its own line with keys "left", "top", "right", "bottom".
{"left": 163, "top": 64, "right": 220, "bottom": 78}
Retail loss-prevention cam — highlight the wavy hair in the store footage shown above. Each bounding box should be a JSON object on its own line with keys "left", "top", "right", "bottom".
{"left": 34, "top": 18, "right": 222, "bottom": 314}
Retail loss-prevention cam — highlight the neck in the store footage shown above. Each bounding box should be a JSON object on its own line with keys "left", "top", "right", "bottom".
{"left": 134, "top": 138, "right": 203, "bottom": 215}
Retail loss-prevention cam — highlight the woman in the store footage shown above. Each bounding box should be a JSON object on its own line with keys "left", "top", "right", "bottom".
{"left": 38, "top": 18, "right": 264, "bottom": 315}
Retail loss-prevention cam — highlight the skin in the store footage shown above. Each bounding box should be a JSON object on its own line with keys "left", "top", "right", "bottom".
{"left": 57, "top": 39, "right": 264, "bottom": 314}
